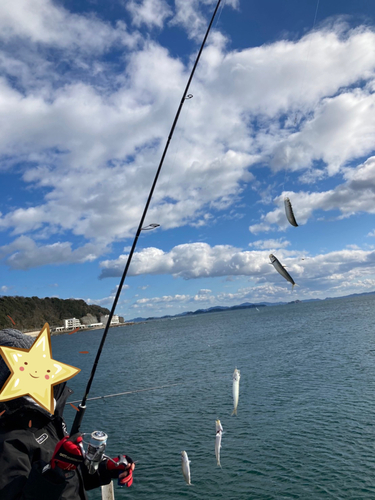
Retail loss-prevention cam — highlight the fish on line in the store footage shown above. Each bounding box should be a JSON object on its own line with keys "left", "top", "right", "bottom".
{"left": 284, "top": 197, "right": 298, "bottom": 227}
{"left": 215, "top": 419, "right": 223, "bottom": 467}
{"left": 181, "top": 451, "right": 192, "bottom": 485}
{"left": 269, "top": 254, "right": 296, "bottom": 289}
{"left": 232, "top": 368, "right": 240, "bottom": 416}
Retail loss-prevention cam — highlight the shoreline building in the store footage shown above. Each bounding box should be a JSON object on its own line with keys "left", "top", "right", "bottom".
{"left": 64, "top": 317, "right": 81, "bottom": 330}
{"left": 100, "top": 314, "right": 120, "bottom": 325}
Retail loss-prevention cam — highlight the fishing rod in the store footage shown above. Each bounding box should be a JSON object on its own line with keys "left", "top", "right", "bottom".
{"left": 70, "top": 0, "right": 224, "bottom": 436}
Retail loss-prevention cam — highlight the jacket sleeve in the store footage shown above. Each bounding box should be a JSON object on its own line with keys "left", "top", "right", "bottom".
{"left": 0, "top": 438, "right": 67, "bottom": 500}
{"left": 79, "top": 462, "right": 111, "bottom": 491}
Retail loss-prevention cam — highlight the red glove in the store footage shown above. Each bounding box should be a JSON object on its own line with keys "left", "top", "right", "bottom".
{"left": 51, "top": 434, "right": 84, "bottom": 471}
{"left": 102, "top": 455, "right": 134, "bottom": 487}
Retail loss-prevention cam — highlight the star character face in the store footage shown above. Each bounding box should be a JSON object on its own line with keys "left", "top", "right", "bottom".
{"left": 19, "top": 358, "right": 53, "bottom": 380}
{"left": 0, "top": 324, "right": 80, "bottom": 414}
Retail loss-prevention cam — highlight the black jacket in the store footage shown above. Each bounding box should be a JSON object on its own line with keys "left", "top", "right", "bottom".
{"left": 0, "top": 383, "right": 111, "bottom": 499}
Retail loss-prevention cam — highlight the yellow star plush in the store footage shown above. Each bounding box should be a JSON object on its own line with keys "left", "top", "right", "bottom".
{"left": 0, "top": 323, "right": 80, "bottom": 414}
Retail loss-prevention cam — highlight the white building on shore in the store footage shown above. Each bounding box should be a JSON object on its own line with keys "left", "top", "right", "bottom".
{"left": 100, "top": 314, "right": 120, "bottom": 325}
{"left": 64, "top": 318, "right": 81, "bottom": 329}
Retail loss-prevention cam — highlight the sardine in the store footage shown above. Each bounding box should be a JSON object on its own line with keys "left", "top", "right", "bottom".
{"left": 269, "top": 254, "right": 296, "bottom": 289}
{"left": 181, "top": 451, "right": 192, "bottom": 485}
{"left": 215, "top": 419, "right": 223, "bottom": 467}
{"left": 284, "top": 197, "right": 298, "bottom": 227}
{"left": 232, "top": 368, "right": 240, "bottom": 416}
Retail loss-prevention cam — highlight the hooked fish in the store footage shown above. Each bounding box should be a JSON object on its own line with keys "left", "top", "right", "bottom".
{"left": 232, "top": 368, "right": 240, "bottom": 416}
{"left": 215, "top": 419, "right": 223, "bottom": 467}
{"left": 284, "top": 197, "right": 298, "bottom": 227}
{"left": 181, "top": 451, "right": 192, "bottom": 485}
{"left": 269, "top": 254, "right": 296, "bottom": 289}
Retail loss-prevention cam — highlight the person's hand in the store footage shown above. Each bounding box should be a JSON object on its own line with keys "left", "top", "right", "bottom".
{"left": 50, "top": 433, "right": 84, "bottom": 471}
{"left": 101, "top": 455, "right": 135, "bottom": 487}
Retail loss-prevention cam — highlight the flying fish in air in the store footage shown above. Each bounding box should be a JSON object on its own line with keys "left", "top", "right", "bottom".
{"left": 269, "top": 254, "right": 296, "bottom": 289}
{"left": 284, "top": 197, "right": 298, "bottom": 227}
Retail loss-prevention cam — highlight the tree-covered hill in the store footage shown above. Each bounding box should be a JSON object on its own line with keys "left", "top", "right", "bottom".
{"left": 0, "top": 296, "right": 110, "bottom": 331}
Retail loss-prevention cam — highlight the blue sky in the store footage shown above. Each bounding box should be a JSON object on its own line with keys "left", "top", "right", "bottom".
{"left": 1, "top": 0, "right": 375, "bottom": 320}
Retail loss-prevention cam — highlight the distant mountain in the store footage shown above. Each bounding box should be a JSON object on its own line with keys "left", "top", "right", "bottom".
{"left": 0, "top": 296, "right": 110, "bottom": 331}
{"left": 126, "top": 290, "right": 375, "bottom": 323}
{"left": 127, "top": 302, "right": 267, "bottom": 322}
{"left": 324, "top": 290, "right": 375, "bottom": 300}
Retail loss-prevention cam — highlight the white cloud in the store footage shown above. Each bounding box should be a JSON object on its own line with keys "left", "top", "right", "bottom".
{"left": 115, "top": 247, "right": 375, "bottom": 316}
{"left": 133, "top": 294, "right": 190, "bottom": 308}
{"left": 249, "top": 239, "right": 291, "bottom": 249}
{"left": 171, "top": 0, "right": 239, "bottom": 40}
{"left": 270, "top": 89, "right": 375, "bottom": 176}
{"left": 249, "top": 156, "right": 375, "bottom": 233}
{"left": 0, "top": 235, "right": 106, "bottom": 270}
{"left": 99, "top": 242, "right": 277, "bottom": 279}
{"left": 99, "top": 242, "right": 375, "bottom": 294}
{"left": 1, "top": 13, "right": 375, "bottom": 270}
{"left": 0, "top": 0, "right": 134, "bottom": 52}
{"left": 126, "top": 0, "right": 172, "bottom": 29}
{"left": 170, "top": 0, "right": 216, "bottom": 40}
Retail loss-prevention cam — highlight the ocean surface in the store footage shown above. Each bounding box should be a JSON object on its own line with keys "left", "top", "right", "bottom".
{"left": 53, "top": 294, "right": 375, "bottom": 499}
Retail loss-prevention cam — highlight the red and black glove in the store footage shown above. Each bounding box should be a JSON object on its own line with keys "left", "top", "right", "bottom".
{"left": 51, "top": 433, "right": 85, "bottom": 471}
{"left": 99, "top": 455, "right": 134, "bottom": 487}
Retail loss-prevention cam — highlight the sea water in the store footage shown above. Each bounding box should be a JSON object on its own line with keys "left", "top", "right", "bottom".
{"left": 53, "top": 293, "right": 375, "bottom": 499}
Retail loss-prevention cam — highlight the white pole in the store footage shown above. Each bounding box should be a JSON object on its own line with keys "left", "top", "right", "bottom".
{"left": 101, "top": 481, "right": 115, "bottom": 500}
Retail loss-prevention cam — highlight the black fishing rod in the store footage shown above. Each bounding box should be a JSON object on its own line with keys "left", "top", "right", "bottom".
{"left": 70, "top": 0, "right": 223, "bottom": 436}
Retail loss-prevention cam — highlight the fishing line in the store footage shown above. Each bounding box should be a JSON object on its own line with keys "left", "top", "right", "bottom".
{"left": 214, "top": 0, "right": 226, "bottom": 26}
{"left": 158, "top": 0, "right": 225, "bottom": 217}
{"left": 67, "top": 372, "right": 232, "bottom": 407}
{"left": 70, "top": 0, "right": 224, "bottom": 436}
{"left": 66, "top": 383, "right": 182, "bottom": 405}
{"left": 292, "top": 0, "right": 320, "bottom": 127}
{"left": 281, "top": 0, "right": 320, "bottom": 195}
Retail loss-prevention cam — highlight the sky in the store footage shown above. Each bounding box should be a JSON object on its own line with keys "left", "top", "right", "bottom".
{"left": 1, "top": 0, "right": 375, "bottom": 321}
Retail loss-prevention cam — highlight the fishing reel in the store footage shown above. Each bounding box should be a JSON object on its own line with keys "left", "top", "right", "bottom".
{"left": 82, "top": 431, "right": 129, "bottom": 486}
{"left": 82, "top": 430, "right": 109, "bottom": 474}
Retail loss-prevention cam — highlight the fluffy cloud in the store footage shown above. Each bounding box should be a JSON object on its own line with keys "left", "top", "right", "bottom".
{"left": 99, "top": 241, "right": 375, "bottom": 290}
{"left": 170, "top": 0, "right": 239, "bottom": 40}
{"left": 126, "top": 0, "right": 172, "bottom": 29}
{"left": 132, "top": 294, "right": 190, "bottom": 310}
{"left": 99, "top": 242, "right": 276, "bottom": 279}
{"left": 249, "top": 239, "right": 291, "bottom": 249}
{"left": 269, "top": 89, "right": 375, "bottom": 176}
{"left": 0, "top": 236, "right": 106, "bottom": 270}
{"left": 1, "top": 4, "right": 375, "bottom": 275}
{"left": 106, "top": 246, "right": 375, "bottom": 316}
{"left": 0, "top": 0, "right": 134, "bottom": 52}
{"left": 249, "top": 156, "right": 375, "bottom": 233}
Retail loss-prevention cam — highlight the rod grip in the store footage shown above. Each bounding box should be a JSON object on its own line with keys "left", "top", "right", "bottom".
{"left": 70, "top": 404, "right": 86, "bottom": 436}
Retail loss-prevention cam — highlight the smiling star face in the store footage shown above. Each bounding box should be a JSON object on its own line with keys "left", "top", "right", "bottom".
{"left": 0, "top": 324, "right": 80, "bottom": 414}
{"left": 18, "top": 354, "right": 56, "bottom": 381}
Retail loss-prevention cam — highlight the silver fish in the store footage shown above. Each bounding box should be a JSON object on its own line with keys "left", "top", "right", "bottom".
{"left": 181, "top": 451, "right": 192, "bottom": 485}
{"left": 215, "top": 419, "right": 223, "bottom": 467}
{"left": 232, "top": 368, "right": 240, "bottom": 416}
{"left": 284, "top": 197, "right": 298, "bottom": 227}
{"left": 269, "top": 254, "right": 296, "bottom": 289}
